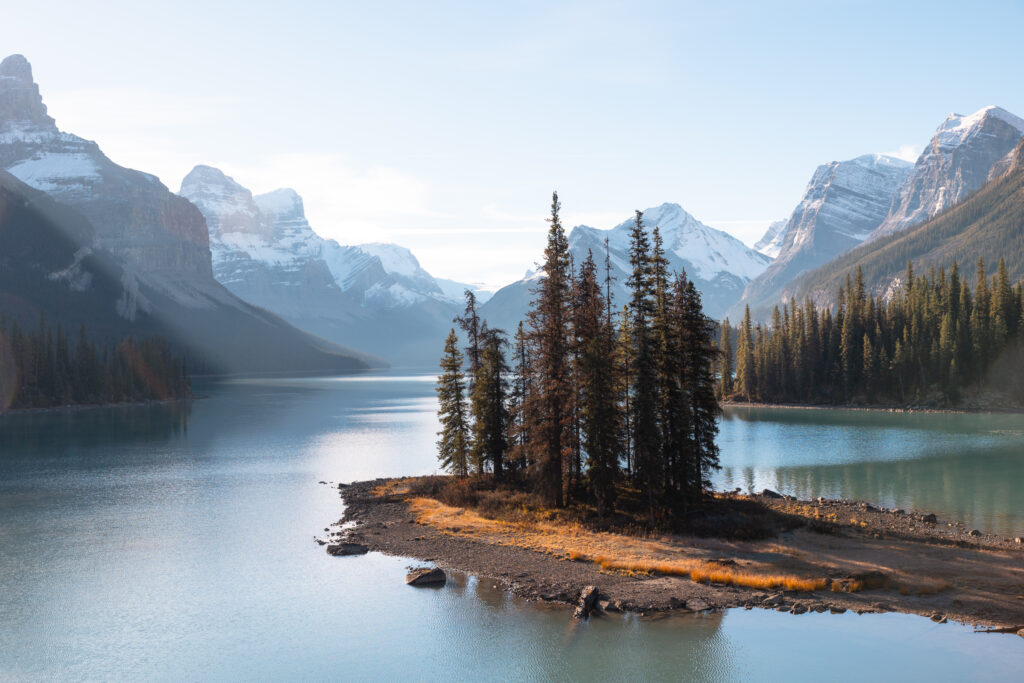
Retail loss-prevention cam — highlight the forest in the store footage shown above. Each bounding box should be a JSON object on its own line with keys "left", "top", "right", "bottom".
{"left": 435, "top": 194, "right": 721, "bottom": 522}
{"left": 0, "top": 315, "right": 191, "bottom": 411}
{"left": 720, "top": 259, "right": 1024, "bottom": 406}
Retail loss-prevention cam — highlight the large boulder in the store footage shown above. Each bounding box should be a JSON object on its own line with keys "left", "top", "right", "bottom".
{"left": 573, "top": 586, "right": 601, "bottom": 620}
{"left": 406, "top": 567, "right": 446, "bottom": 586}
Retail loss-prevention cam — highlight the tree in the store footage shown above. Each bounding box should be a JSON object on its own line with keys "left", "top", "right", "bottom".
{"left": 718, "top": 317, "right": 734, "bottom": 398}
{"left": 436, "top": 329, "right": 471, "bottom": 476}
{"left": 525, "top": 192, "right": 573, "bottom": 507}
{"left": 470, "top": 329, "right": 510, "bottom": 478}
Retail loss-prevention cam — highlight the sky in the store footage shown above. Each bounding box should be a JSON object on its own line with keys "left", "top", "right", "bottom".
{"left": 2, "top": 0, "right": 1024, "bottom": 289}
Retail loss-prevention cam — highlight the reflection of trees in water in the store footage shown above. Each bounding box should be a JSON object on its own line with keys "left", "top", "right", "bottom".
{"left": 718, "top": 452, "right": 1024, "bottom": 536}
{"left": 0, "top": 399, "right": 192, "bottom": 455}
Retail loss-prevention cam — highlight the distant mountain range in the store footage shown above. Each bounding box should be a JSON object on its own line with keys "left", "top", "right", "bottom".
{"left": 480, "top": 202, "right": 771, "bottom": 331}
{"left": 735, "top": 105, "right": 1024, "bottom": 320}
{"left": 776, "top": 137, "right": 1024, "bottom": 310}
{"left": 4, "top": 51, "right": 1023, "bottom": 363}
{"left": 179, "top": 165, "right": 485, "bottom": 365}
{"left": 0, "top": 54, "right": 373, "bottom": 373}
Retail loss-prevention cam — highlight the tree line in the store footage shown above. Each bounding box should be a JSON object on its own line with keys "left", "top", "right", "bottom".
{"left": 436, "top": 193, "right": 721, "bottom": 522}
{"left": 0, "top": 315, "right": 191, "bottom": 411}
{"left": 721, "top": 259, "right": 1024, "bottom": 405}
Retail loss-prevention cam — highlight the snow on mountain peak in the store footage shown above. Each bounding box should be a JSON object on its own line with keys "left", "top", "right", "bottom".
{"left": 355, "top": 242, "right": 426, "bottom": 278}
{"left": 934, "top": 106, "right": 1024, "bottom": 149}
{"left": 596, "top": 202, "right": 769, "bottom": 281}
{"left": 254, "top": 188, "right": 303, "bottom": 217}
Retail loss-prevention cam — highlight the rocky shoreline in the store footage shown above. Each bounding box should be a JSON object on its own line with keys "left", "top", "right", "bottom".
{"left": 323, "top": 479, "right": 1024, "bottom": 632}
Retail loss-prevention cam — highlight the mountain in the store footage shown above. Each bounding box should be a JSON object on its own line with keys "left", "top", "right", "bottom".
{"left": 0, "top": 169, "right": 374, "bottom": 373}
{"left": 777, "top": 138, "right": 1024, "bottom": 309}
{"left": 731, "top": 154, "right": 912, "bottom": 320}
{"left": 0, "top": 54, "right": 373, "bottom": 373}
{"left": 480, "top": 202, "right": 770, "bottom": 331}
{"left": 753, "top": 220, "right": 787, "bottom": 258}
{"left": 870, "top": 106, "right": 1024, "bottom": 239}
{"left": 179, "top": 165, "right": 471, "bottom": 365}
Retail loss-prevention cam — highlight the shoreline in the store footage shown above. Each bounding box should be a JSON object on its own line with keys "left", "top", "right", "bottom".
{"left": 722, "top": 400, "right": 1024, "bottom": 415}
{"left": 1, "top": 395, "right": 195, "bottom": 417}
{"left": 328, "top": 478, "right": 1024, "bottom": 631}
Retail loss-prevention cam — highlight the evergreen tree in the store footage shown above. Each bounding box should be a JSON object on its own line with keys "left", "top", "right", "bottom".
{"left": 525, "top": 192, "right": 573, "bottom": 507}
{"left": 436, "top": 329, "right": 471, "bottom": 477}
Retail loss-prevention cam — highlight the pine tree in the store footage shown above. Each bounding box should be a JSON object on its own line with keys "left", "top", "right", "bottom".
{"left": 625, "top": 210, "right": 661, "bottom": 523}
{"left": 470, "top": 329, "right": 510, "bottom": 478}
{"left": 718, "top": 318, "right": 734, "bottom": 398}
{"left": 526, "top": 192, "right": 573, "bottom": 507}
{"left": 436, "top": 329, "right": 471, "bottom": 477}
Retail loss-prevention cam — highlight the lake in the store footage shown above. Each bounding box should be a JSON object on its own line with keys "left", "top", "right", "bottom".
{"left": 1, "top": 372, "right": 1022, "bottom": 680}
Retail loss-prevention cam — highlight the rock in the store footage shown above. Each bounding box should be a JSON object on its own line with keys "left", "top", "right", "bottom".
{"left": 406, "top": 567, "right": 446, "bottom": 586}
{"left": 969, "top": 529, "right": 982, "bottom": 537}
{"left": 762, "top": 593, "right": 784, "bottom": 606}
{"left": 791, "top": 604, "right": 808, "bottom": 615}
{"left": 922, "top": 513, "right": 938, "bottom": 524}
{"left": 314, "top": 538, "right": 326, "bottom": 545}
{"left": 830, "top": 606, "right": 847, "bottom": 614}
{"left": 669, "top": 597, "right": 685, "bottom": 609}
{"left": 1015, "top": 537, "right": 1022, "bottom": 544}
{"left": 686, "top": 598, "right": 711, "bottom": 612}
{"left": 1018, "top": 629, "right": 1024, "bottom": 639}
{"left": 326, "top": 542, "right": 368, "bottom": 556}
{"left": 573, "top": 586, "right": 601, "bottom": 619}
{"left": 761, "top": 489, "right": 784, "bottom": 499}
{"left": 930, "top": 612, "right": 945, "bottom": 623}
{"left": 776, "top": 605, "right": 791, "bottom": 613}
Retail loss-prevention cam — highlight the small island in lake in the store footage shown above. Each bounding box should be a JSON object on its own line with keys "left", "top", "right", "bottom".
{"left": 326, "top": 198, "right": 1024, "bottom": 634}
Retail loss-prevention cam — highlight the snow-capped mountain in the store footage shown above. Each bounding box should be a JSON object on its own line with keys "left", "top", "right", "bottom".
{"left": 0, "top": 54, "right": 212, "bottom": 291}
{"left": 753, "top": 220, "right": 787, "bottom": 259}
{"left": 871, "top": 106, "right": 1024, "bottom": 239}
{"left": 0, "top": 54, "right": 372, "bottom": 373}
{"left": 731, "top": 154, "right": 912, "bottom": 320}
{"left": 180, "top": 165, "right": 477, "bottom": 364}
{"left": 480, "top": 202, "right": 770, "bottom": 331}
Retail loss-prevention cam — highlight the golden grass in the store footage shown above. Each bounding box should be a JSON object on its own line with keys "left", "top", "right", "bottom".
{"left": 408, "top": 496, "right": 837, "bottom": 593}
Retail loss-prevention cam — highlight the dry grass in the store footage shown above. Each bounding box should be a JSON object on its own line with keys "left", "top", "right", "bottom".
{"left": 409, "top": 496, "right": 838, "bottom": 593}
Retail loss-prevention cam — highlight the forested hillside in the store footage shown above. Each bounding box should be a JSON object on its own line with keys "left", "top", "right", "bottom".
{"left": 723, "top": 259, "right": 1024, "bottom": 407}
{"left": 777, "top": 139, "right": 1024, "bottom": 309}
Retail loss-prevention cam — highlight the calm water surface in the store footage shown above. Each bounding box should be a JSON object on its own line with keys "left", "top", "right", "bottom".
{"left": 1, "top": 372, "right": 1022, "bottom": 681}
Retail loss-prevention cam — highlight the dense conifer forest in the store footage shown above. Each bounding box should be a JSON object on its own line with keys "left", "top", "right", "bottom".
{"left": 436, "top": 194, "right": 721, "bottom": 522}
{"left": 0, "top": 316, "right": 191, "bottom": 411}
{"left": 721, "top": 259, "right": 1024, "bottom": 407}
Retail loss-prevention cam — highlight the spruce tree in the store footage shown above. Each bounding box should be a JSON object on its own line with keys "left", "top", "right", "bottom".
{"left": 525, "top": 192, "right": 573, "bottom": 507}
{"left": 436, "top": 329, "right": 471, "bottom": 477}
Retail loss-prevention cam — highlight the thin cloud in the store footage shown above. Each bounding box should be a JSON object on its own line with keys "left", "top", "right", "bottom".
{"left": 884, "top": 143, "right": 922, "bottom": 162}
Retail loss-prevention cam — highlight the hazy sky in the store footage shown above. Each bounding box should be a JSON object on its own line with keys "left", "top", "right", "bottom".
{"left": 3, "top": 0, "right": 1023, "bottom": 289}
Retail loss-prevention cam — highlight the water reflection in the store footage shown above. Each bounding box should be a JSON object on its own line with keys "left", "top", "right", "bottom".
{"left": 1, "top": 374, "right": 1023, "bottom": 680}
{"left": 717, "top": 406, "right": 1024, "bottom": 535}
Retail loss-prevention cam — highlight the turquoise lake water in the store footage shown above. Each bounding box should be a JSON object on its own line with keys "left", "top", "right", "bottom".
{"left": 1, "top": 372, "right": 1021, "bottom": 680}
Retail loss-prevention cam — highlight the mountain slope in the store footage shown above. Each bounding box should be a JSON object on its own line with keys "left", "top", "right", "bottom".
{"left": 753, "top": 220, "right": 787, "bottom": 258}
{"left": 0, "top": 54, "right": 373, "bottom": 373}
{"left": 0, "top": 170, "right": 375, "bottom": 373}
{"left": 870, "top": 105, "right": 1024, "bottom": 240}
{"left": 480, "top": 202, "right": 770, "bottom": 331}
{"left": 731, "top": 154, "right": 911, "bottom": 320}
{"left": 179, "top": 165, "right": 467, "bottom": 365}
{"left": 779, "top": 139, "right": 1024, "bottom": 308}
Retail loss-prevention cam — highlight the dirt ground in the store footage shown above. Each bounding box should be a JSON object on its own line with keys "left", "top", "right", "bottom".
{"left": 325, "top": 479, "right": 1024, "bottom": 630}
